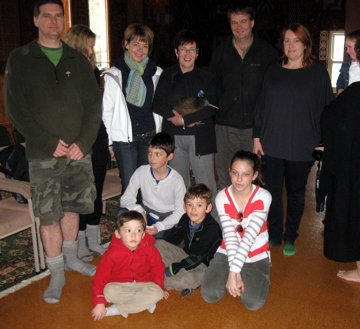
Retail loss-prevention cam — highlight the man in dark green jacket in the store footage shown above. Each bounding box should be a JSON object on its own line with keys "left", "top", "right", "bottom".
{"left": 4, "top": 0, "right": 101, "bottom": 304}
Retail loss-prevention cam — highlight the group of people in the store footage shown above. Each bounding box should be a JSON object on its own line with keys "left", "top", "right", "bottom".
{"left": 91, "top": 133, "right": 270, "bottom": 320}
{"left": 3, "top": 0, "right": 360, "bottom": 322}
{"left": 94, "top": 3, "right": 278, "bottom": 317}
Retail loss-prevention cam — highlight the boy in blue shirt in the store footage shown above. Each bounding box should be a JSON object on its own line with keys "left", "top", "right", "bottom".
{"left": 155, "top": 184, "right": 222, "bottom": 296}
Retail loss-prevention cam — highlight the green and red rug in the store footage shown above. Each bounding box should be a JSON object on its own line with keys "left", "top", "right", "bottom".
{"left": 0, "top": 198, "right": 119, "bottom": 294}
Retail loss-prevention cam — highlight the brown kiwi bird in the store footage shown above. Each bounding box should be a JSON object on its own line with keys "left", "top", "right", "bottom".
{"left": 173, "top": 97, "right": 218, "bottom": 116}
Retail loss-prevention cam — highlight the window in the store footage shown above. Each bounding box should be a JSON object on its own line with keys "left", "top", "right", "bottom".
{"left": 89, "top": 0, "right": 110, "bottom": 69}
{"left": 328, "top": 31, "right": 345, "bottom": 91}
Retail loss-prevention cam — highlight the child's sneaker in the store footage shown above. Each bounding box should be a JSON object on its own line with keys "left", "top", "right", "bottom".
{"left": 148, "top": 304, "right": 156, "bottom": 314}
{"left": 105, "top": 304, "right": 128, "bottom": 318}
{"left": 181, "top": 286, "right": 199, "bottom": 297}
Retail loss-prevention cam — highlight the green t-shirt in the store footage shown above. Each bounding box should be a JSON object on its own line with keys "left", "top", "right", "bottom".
{"left": 39, "top": 44, "right": 63, "bottom": 66}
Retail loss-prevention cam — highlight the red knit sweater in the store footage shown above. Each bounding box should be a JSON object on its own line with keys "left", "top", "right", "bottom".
{"left": 91, "top": 233, "right": 165, "bottom": 306}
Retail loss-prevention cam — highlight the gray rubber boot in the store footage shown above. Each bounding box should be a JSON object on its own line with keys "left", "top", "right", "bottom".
{"left": 43, "top": 253, "right": 66, "bottom": 303}
{"left": 63, "top": 240, "right": 96, "bottom": 276}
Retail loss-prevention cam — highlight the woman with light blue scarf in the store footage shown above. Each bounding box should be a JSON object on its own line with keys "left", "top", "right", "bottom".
{"left": 102, "top": 24, "right": 163, "bottom": 195}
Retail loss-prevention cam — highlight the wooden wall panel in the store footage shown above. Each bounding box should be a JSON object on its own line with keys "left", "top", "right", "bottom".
{"left": 18, "top": 0, "right": 38, "bottom": 53}
{"left": 0, "top": 74, "right": 13, "bottom": 137}
{"left": 345, "top": 0, "right": 360, "bottom": 34}
{"left": 0, "top": 1, "right": 20, "bottom": 135}
{"left": 108, "top": 0, "right": 128, "bottom": 66}
{"left": 71, "top": 0, "right": 89, "bottom": 26}
{"left": 0, "top": 0, "right": 21, "bottom": 74}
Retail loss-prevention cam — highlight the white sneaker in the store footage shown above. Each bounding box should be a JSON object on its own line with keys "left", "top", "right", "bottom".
{"left": 105, "top": 304, "right": 128, "bottom": 318}
{"left": 105, "top": 304, "right": 121, "bottom": 317}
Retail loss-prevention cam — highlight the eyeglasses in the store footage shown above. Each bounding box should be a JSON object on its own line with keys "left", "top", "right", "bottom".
{"left": 178, "top": 48, "right": 197, "bottom": 54}
{"left": 235, "top": 211, "right": 243, "bottom": 233}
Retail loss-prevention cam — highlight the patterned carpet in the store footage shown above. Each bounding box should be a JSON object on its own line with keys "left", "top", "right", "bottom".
{"left": 0, "top": 198, "right": 119, "bottom": 293}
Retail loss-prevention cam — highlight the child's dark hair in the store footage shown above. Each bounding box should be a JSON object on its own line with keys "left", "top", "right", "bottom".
{"left": 230, "top": 150, "right": 266, "bottom": 187}
{"left": 148, "top": 132, "right": 175, "bottom": 156}
{"left": 184, "top": 183, "right": 212, "bottom": 206}
{"left": 116, "top": 210, "right": 146, "bottom": 232}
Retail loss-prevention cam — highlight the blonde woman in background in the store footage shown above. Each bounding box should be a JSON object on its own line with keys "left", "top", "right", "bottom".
{"left": 63, "top": 25, "right": 110, "bottom": 260}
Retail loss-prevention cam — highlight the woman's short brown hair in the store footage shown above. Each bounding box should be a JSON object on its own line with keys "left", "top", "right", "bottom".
{"left": 280, "top": 23, "right": 315, "bottom": 67}
{"left": 173, "top": 30, "right": 199, "bottom": 50}
{"left": 123, "top": 24, "right": 154, "bottom": 55}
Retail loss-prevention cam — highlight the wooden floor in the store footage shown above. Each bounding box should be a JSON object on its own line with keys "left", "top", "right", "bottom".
{"left": 1, "top": 166, "right": 359, "bottom": 329}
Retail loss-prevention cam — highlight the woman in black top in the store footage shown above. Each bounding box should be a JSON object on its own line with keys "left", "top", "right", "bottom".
{"left": 153, "top": 30, "right": 218, "bottom": 220}
{"left": 253, "top": 23, "right": 333, "bottom": 256}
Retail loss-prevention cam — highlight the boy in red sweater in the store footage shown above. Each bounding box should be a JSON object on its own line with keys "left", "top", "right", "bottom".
{"left": 91, "top": 211, "right": 169, "bottom": 320}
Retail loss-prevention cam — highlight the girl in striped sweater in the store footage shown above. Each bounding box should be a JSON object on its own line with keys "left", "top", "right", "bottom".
{"left": 201, "top": 151, "right": 272, "bottom": 310}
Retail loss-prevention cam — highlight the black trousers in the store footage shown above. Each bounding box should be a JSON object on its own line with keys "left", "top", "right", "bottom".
{"left": 79, "top": 164, "right": 107, "bottom": 231}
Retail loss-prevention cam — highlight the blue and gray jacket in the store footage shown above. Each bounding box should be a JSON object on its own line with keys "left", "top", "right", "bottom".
{"left": 336, "top": 58, "right": 351, "bottom": 93}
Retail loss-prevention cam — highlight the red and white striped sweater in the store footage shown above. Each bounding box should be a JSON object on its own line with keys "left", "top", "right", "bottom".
{"left": 216, "top": 184, "right": 272, "bottom": 273}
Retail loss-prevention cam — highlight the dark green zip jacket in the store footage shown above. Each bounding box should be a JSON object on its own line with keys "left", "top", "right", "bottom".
{"left": 4, "top": 39, "right": 101, "bottom": 159}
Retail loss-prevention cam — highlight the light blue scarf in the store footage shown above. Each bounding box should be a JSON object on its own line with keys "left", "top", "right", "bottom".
{"left": 124, "top": 51, "right": 148, "bottom": 107}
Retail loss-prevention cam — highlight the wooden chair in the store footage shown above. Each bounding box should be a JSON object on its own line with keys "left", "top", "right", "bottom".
{"left": 101, "top": 168, "right": 122, "bottom": 214}
{"left": 0, "top": 177, "right": 45, "bottom": 273}
{"left": 0, "top": 166, "right": 121, "bottom": 262}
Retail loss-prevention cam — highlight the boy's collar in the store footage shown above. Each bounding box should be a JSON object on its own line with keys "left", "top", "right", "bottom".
{"left": 150, "top": 166, "right": 171, "bottom": 183}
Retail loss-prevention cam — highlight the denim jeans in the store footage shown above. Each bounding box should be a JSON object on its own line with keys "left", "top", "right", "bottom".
{"left": 262, "top": 155, "right": 314, "bottom": 244}
{"left": 79, "top": 163, "right": 107, "bottom": 230}
{"left": 113, "top": 135, "right": 152, "bottom": 194}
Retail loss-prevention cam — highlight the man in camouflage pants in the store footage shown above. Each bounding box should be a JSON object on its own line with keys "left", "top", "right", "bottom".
{"left": 4, "top": 0, "right": 101, "bottom": 303}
